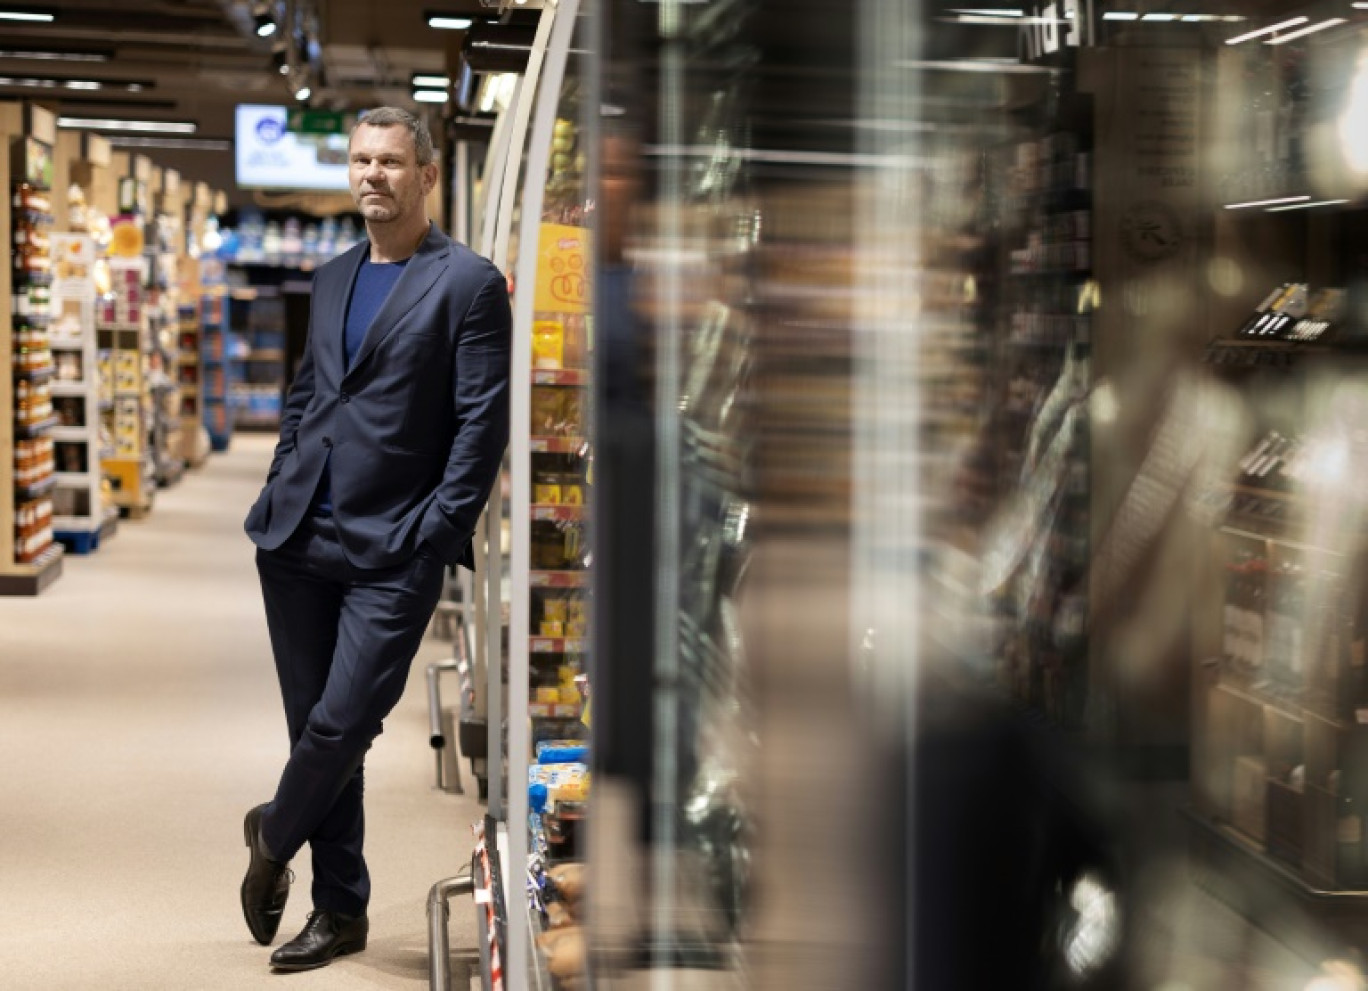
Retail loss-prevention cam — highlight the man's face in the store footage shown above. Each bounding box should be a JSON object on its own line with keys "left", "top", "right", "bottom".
{"left": 348, "top": 123, "right": 436, "bottom": 225}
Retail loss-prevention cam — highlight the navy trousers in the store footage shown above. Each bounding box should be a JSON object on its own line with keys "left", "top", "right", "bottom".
{"left": 254, "top": 514, "right": 447, "bottom": 916}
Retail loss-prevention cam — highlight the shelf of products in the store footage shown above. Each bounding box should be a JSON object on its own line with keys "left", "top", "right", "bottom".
{"left": 1, "top": 104, "right": 64, "bottom": 593}
{"left": 47, "top": 232, "right": 112, "bottom": 551}
{"left": 97, "top": 254, "right": 157, "bottom": 517}
{"left": 199, "top": 259, "right": 235, "bottom": 451}
{"left": 174, "top": 303, "right": 206, "bottom": 467}
{"left": 228, "top": 288, "right": 285, "bottom": 431}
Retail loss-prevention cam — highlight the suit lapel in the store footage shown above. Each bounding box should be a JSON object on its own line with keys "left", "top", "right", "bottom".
{"left": 344, "top": 225, "right": 451, "bottom": 380}
{"left": 315, "top": 239, "right": 368, "bottom": 386}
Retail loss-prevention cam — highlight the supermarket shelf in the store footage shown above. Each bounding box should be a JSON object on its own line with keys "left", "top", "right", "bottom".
{"left": 528, "top": 702, "right": 582, "bottom": 719}
{"left": 243, "top": 349, "right": 285, "bottom": 361}
{"left": 48, "top": 381, "right": 89, "bottom": 397}
{"left": 0, "top": 543, "right": 63, "bottom": 596}
{"left": 15, "top": 416, "right": 60, "bottom": 439}
{"left": 530, "top": 570, "right": 589, "bottom": 588}
{"left": 14, "top": 475, "right": 57, "bottom": 501}
{"left": 532, "top": 368, "right": 588, "bottom": 386}
{"left": 53, "top": 471, "right": 91, "bottom": 486}
{"left": 48, "top": 338, "right": 84, "bottom": 351}
{"left": 530, "top": 504, "right": 586, "bottom": 522}
{"left": 49, "top": 426, "right": 89, "bottom": 443}
{"left": 14, "top": 365, "right": 55, "bottom": 384}
{"left": 530, "top": 636, "right": 587, "bottom": 654}
{"left": 529, "top": 436, "right": 586, "bottom": 454}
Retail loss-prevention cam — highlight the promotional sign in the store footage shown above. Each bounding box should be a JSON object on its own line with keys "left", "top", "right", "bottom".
{"left": 235, "top": 104, "right": 350, "bottom": 191}
{"left": 534, "top": 223, "right": 592, "bottom": 314}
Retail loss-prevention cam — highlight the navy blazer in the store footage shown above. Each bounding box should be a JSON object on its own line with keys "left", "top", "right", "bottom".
{"left": 244, "top": 224, "right": 510, "bottom": 571}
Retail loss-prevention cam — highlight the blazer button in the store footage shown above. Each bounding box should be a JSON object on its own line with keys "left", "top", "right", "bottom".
{"left": 323, "top": 436, "right": 333, "bottom": 448}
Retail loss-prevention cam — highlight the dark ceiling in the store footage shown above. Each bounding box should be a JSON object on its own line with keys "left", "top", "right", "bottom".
{"left": 0, "top": 0, "right": 494, "bottom": 194}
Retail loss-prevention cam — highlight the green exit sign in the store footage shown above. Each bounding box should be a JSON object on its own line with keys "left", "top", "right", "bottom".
{"left": 287, "top": 109, "right": 352, "bottom": 135}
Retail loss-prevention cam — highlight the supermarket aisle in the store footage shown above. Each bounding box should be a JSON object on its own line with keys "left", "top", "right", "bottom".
{"left": 0, "top": 434, "right": 483, "bottom": 990}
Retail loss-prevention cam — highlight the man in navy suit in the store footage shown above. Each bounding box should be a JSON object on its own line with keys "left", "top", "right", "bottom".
{"left": 240, "top": 106, "right": 510, "bottom": 972}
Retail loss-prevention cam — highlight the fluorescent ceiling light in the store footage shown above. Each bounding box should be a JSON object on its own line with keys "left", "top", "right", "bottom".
{"left": 1224, "top": 195, "right": 1311, "bottom": 209}
{"left": 1142, "top": 13, "right": 1179, "bottom": 21}
{"left": 107, "top": 136, "right": 232, "bottom": 152}
{"left": 0, "top": 47, "right": 111, "bottom": 62}
{"left": 57, "top": 116, "right": 197, "bottom": 134}
{"left": 412, "top": 73, "right": 450, "bottom": 88}
{"left": 947, "top": 8, "right": 1023, "bottom": 16}
{"left": 1355, "top": 3, "right": 1368, "bottom": 8}
{"left": 1266, "top": 18, "right": 1346, "bottom": 45}
{"left": 0, "top": 74, "right": 151, "bottom": 92}
{"left": 1103, "top": 11, "right": 1139, "bottom": 19}
{"left": 254, "top": 12, "right": 276, "bottom": 37}
{"left": 427, "top": 15, "right": 473, "bottom": 29}
{"left": 294, "top": 85, "right": 311, "bottom": 101}
{"left": 899, "top": 58, "right": 1057, "bottom": 74}
{"left": 1226, "top": 16, "right": 1308, "bottom": 45}
{"left": 1266, "top": 198, "right": 1350, "bottom": 212}
{"left": 414, "top": 88, "right": 449, "bottom": 103}
{"left": 0, "top": 10, "right": 56, "bottom": 22}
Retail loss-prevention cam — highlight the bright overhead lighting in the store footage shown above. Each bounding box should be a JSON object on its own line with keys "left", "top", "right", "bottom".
{"left": 1226, "top": 16, "right": 1309, "bottom": 45}
{"left": 254, "top": 11, "right": 277, "bottom": 37}
{"left": 1225, "top": 195, "right": 1311, "bottom": 209}
{"left": 1266, "top": 198, "right": 1351, "bottom": 212}
{"left": 107, "top": 136, "right": 232, "bottom": 152}
{"left": 0, "top": 74, "right": 151, "bottom": 92}
{"left": 0, "top": 47, "right": 111, "bottom": 62}
{"left": 0, "top": 10, "right": 56, "bottom": 22}
{"left": 414, "top": 88, "right": 449, "bottom": 103}
{"left": 1103, "top": 11, "right": 1139, "bottom": 19}
{"left": 412, "top": 73, "right": 450, "bottom": 88}
{"left": 1182, "top": 14, "right": 1224, "bottom": 22}
{"left": 947, "top": 8, "right": 1023, "bottom": 16}
{"left": 1266, "top": 18, "right": 1346, "bottom": 45}
{"left": 57, "top": 116, "right": 197, "bottom": 134}
{"left": 1142, "top": 13, "right": 1179, "bottom": 21}
{"left": 427, "top": 15, "right": 473, "bottom": 29}
{"left": 1355, "top": 3, "right": 1368, "bottom": 9}
{"left": 294, "top": 85, "right": 311, "bottom": 101}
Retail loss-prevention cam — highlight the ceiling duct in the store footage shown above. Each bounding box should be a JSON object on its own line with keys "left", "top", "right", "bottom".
{"left": 461, "top": 21, "right": 536, "bottom": 74}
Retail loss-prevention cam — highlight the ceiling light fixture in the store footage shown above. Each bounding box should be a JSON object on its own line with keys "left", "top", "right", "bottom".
{"left": 427, "top": 14, "right": 474, "bottom": 29}
{"left": 0, "top": 9, "right": 56, "bottom": 22}
{"left": 294, "top": 84, "right": 311, "bottom": 101}
{"left": 1266, "top": 198, "right": 1351, "bottom": 212}
{"left": 0, "top": 46, "right": 112, "bottom": 62}
{"left": 414, "top": 88, "right": 449, "bottom": 103}
{"left": 0, "top": 74, "right": 153, "bottom": 92}
{"left": 947, "top": 8, "right": 1023, "bottom": 16}
{"left": 1265, "top": 17, "right": 1346, "bottom": 45}
{"left": 254, "top": 11, "right": 277, "bottom": 38}
{"left": 1141, "top": 13, "right": 1179, "bottom": 21}
{"left": 1224, "top": 194, "right": 1311, "bottom": 209}
{"left": 1226, "top": 16, "right": 1309, "bottom": 45}
{"left": 1103, "top": 12, "right": 1139, "bottom": 20}
{"left": 57, "top": 116, "right": 198, "bottom": 134}
{"left": 412, "top": 73, "right": 450, "bottom": 88}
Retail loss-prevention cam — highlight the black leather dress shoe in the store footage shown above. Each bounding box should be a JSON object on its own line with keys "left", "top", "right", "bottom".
{"left": 270, "top": 910, "right": 369, "bottom": 971}
{"left": 241, "top": 804, "right": 292, "bottom": 945}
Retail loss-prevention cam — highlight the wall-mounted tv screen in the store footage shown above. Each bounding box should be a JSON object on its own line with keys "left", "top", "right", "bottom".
{"left": 235, "top": 104, "right": 350, "bottom": 191}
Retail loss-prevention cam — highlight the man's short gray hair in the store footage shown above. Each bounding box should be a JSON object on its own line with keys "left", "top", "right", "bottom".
{"left": 353, "top": 107, "right": 436, "bottom": 166}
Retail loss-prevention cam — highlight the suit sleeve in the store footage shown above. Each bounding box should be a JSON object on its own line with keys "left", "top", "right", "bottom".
{"left": 266, "top": 305, "right": 317, "bottom": 482}
{"left": 422, "top": 272, "right": 512, "bottom": 560}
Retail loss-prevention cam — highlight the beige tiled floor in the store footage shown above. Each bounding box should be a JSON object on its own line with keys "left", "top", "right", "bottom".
{"left": 0, "top": 433, "right": 484, "bottom": 990}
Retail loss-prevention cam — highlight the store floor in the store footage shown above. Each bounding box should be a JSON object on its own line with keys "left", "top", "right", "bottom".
{"left": 0, "top": 434, "right": 483, "bottom": 990}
